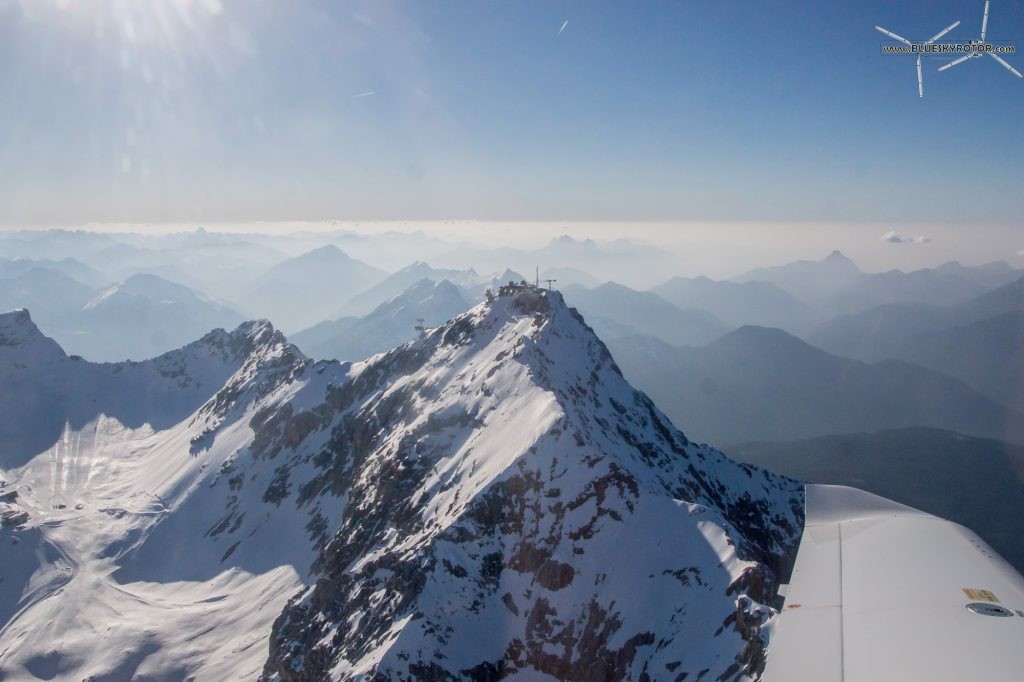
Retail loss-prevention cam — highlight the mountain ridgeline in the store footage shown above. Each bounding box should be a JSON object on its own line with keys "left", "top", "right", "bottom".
{"left": 606, "top": 326, "right": 1024, "bottom": 447}
{"left": 0, "top": 289, "right": 803, "bottom": 681}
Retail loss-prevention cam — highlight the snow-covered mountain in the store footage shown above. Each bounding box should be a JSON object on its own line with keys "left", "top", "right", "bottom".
{"left": 333, "top": 261, "right": 478, "bottom": 318}
{"left": 73, "top": 274, "right": 245, "bottom": 361}
{"left": 457, "top": 268, "right": 529, "bottom": 302}
{"left": 0, "top": 308, "right": 274, "bottom": 470}
{"left": 0, "top": 256, "right": 109, "bottom": 288}
{"left": 292, "top": 278, "right": 471, "bottom": 361}
{"left": 0, "top": 270, "right": 244, "bottom": 361}
{"left": 0, "top": 289, "right": 803, "bottom": 680}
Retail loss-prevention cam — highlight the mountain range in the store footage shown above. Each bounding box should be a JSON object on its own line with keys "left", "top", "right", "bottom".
{"left": 434, "top": 235, "right": 676, "bottom": 289}
{"left": 330, "top": 261, "right": 478, "bottom": 318}
{"left": 239, "top": 245, "right": 387, "bottom": 332}
{"left": 734, "top": 250, "right": 1020, "bottom": 316}
{"left": 652, "top": 276, "right": 817, "bottom": 334}
{"left": 0, "top": 256, "right": 109, "bottom": 288}
{"left": 606, "top": 326, "right": 1024, "bottom": 447}
{"left": 292, "top": 278, "right": 471, "bottom": 361}
{"left": 81, "top": 238, "right": 289, "bottom": 301}
{"left": 561, "top": 282, "right": 731, "bottom": 347}
{"left": 0, "top": 269, "right": 243, "bottom": 361}
{"left": 0, "top": 290, "right": 803, "bottom": 680}
{"left": 811, "top": 275, "right": 1024, "bottom": 411}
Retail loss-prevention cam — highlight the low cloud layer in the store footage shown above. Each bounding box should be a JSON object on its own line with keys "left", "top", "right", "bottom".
{"left": 881, "top": 231, "right": 931, "bottom": 245}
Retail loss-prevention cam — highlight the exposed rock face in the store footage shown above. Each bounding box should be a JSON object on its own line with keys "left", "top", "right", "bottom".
{"left": 0, "top": 495, "right": 29, "bottom": 528}
{"left": 243, "top": 289, "right": 802, "bottom": 680}
{"left": 0, "top": 291, "right": 802, "bottom": 681}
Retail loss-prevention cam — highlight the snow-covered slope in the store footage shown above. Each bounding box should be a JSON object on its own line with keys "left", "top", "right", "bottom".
{"left": 0, "top": 308, "right": 278, "bottom": 470}
{"left": 0, "top": 289, "right": 803, "bottom": 681}
{"left": 333, "top": 262, "right": 478, "bottom": 318}
{"left": 0, "top": 311, "right": 310, "bottom": 679}
{"left": 0, "top": 271, "right": 245, "bottom": 362}
{"left": 72, "top": 273, "right": 245, "bottom": 361}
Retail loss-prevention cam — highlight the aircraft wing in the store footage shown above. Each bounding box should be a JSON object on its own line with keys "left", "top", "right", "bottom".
{"left": 763, "top": 484, "right": 1024, "bottom": 681}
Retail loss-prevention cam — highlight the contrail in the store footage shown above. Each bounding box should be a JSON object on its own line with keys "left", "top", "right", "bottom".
{"left": 352, "top": 91, "right": 376, "bottom": 98}
{"left": 558, "top": 20, "right": 568, "bottom": 35}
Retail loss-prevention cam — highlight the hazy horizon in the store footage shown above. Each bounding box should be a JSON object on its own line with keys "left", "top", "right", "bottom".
{"left": 3, "top": 220, "right": 1021, "bottom": 280}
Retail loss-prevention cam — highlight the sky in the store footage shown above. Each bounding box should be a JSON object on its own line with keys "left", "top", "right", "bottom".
{"left": 0, "top": 0, "right": 1022, "bottom": 249}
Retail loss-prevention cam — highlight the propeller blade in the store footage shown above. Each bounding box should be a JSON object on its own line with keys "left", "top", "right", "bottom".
{"left": 927, "top": 20, "right": 960, "bottom": 45}
{"left": 939, "top": 54, "right": 973, "bottom": 71}
{"left": 876, "top": 25, "right": 913, "bottom": 46}
{"left": 988, "top": 52, "right": 1023, "bottom": 78}
{"left": 981, "top": 0, "right": 990, "bottom": 41}
{"left": 917, "top": 55, "right": 924, "bottom": 97}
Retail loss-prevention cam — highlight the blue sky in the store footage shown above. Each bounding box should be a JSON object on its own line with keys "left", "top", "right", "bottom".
{"left": 0, "top": 0, "right": 1022, "bottom": 226}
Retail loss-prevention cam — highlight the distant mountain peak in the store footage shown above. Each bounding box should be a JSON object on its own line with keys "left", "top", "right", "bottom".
{"left": 821, "top": 250, "right": 860, "bottom": 270}
{"left": 550, "top": 234, "right": 597, "bottom": 247}
{"left": 493, "top": 267, "right": 527, "bottom": 282}
{"left": 119, "top": 271, "right": 191, "bottom": 291}
{"left": 714, "top": 324, "right": 808, "bottom": 348}
{"left": 7, "top": 308, "right": 31, "bottom": 323}
{"left": 401, "top": 260, "right": 431, "bottom": 271}
{"left": 82, "top": 272, "right": 222, "bottom": 312}
{"left": 301, "top": 243, "right": 346, "bottom": 259}
{"left": 386, "top": 277, "right": 464, "bottom": 306}
{"left": 593, "top": 280, "right": 629, "bottom": 292}
{"left": 0, "top": 309, "right": 49, "bottom": 349}
{"left": 428, "top": 277, "right": 463, "bottom": 296}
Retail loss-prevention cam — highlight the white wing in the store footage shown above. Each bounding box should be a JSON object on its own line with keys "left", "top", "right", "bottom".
{"left": 917, "top": 55, "right": 924, "bottom": 97}
{"left": 763, "top": 485, "right": 1024, "bottom": 682}
{"left": 981, "top": 0, "right": 990, "bottom": 41}
{"left": 927, "top": 20, "right": 960, "bottom": 45}
{"left": 875, "top": 25, "right": 913, "bottom": 46}
{"left": 939, "top": 53, "right": 973, "bottom": 71}
{"left": 989, "top": 52, "right": 1023, "bottom": 78}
